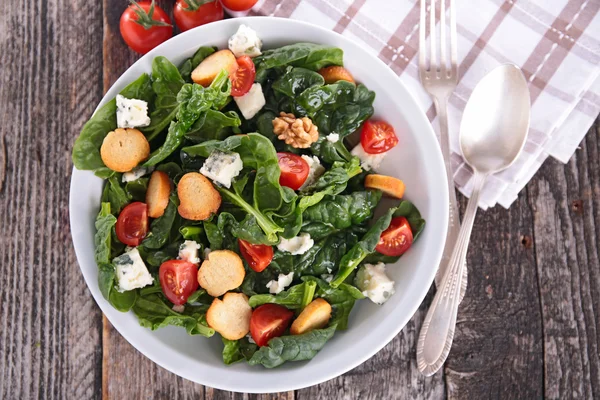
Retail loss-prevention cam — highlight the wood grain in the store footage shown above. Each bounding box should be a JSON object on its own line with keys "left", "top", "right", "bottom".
{"left": 0, "top": 0, "right": 598, "bottom": 397}
{"left": 0, "top": 0, "right": 104, "bottom": 399}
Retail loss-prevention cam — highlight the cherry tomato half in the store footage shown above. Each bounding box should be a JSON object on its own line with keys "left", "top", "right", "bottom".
{"left": 375, "top": 216, "right": 414, "bottom": 257}
{"left": 120, "top": 1, "right": 172, "bottom": 55}
{"left": 115, "top": 202, "right": 149, "bottom": 246}
{"left": 230, "top": 56, "right": 255, "bottom": 97}
{"left": 277, "top": 152, "right": 309, "bottom": 191}
{"left": 360, "top": 120, "right": 399, "bottom": 154}
{"left": 221, "top": 0, "right": 258, "bottom": 12}
{"left": 239, "top": 239, "right": 274, "bottom": 273}
{"left": 159, "top": 260, "right": 199, "bottom": 305}
{"left": 250, "top": 304, "right": 294, "bottom": 347}
{"left": 174, "top": 0, "right": 224, "bottom": 32}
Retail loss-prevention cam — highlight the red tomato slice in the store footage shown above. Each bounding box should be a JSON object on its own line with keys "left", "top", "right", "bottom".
{"left": 221, "top": 0, "right": 258, "bottom": 12}
{"left": 174, "top": 0, "right": 224, "bottom": 32}
{"left": 159, "top": 260, "right": 199, "bottom": 305}
{"left": 375, "top": 216, "right": 414, "bottom": 257}
{"left": 230, "top": 56, "right": 255, "bottom": 97}
{"left": 250, "top": 304, "right": 294, "bottom": 347}
{"left": 360, "top": 120, "right": 399, "bottom": 154}
{"left": 120, "top": 1, "right": 173, "bottom": 55}
{"left": 238, "top": 239, "right": 274, "bottom": 272}
{"left": 115, "top": 202, "right": 149, "bottom": 246}
{"left": 277, "top": 152, "right": 309, "bottom": 191}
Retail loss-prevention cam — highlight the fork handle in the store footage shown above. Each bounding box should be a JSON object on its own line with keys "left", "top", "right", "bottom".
{"left": 432, "top": 97, "right": 466, "bottom": 301}
{"left": 416, "top": 172, "right": 486, "bottom": 376}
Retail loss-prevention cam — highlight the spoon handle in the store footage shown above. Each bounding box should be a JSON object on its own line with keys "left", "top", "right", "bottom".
{"left": 416, "top": 172, "right": 487, "bottom": 376}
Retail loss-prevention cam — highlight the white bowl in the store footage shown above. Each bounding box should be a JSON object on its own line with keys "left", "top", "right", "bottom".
{"left": 69, "top": 17, "right": 448, "bottom": 393}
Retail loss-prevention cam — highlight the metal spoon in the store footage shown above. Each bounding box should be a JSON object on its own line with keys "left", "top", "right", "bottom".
{"left": 416, "top": 64, "right": 531, "bottom": 376}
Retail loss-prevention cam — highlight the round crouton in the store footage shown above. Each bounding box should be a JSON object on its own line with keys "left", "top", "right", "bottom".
{"left": 290, "top": 298, "right": 332, "bottom": 335}
{"left": 146, "top": 171, "right": 171, "bottom": 218}
{"left": 197, "top": 250, "right": 245, "bottom": 297}
{"left": 177, "top": 172, "right": 221, "bottom": 221}
{"left": 100, "top": 128, "right": 150, "bottom": 172}
{"left": 364, "top": 174, "right": 406, "bottom": 199}
{"left": 206, "top": 292, "right": 252, "bottom": 340}
{"left": 191, "top": 49, "right": 238, "bottom": 87}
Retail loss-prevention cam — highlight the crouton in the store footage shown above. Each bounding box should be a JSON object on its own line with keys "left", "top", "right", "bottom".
{"left": 100, "top": 128, "right": 150, "bottom": 172}
{"left": 197, "top": 250, "right": 245, "bottom": 297}
{"left": 318, "top": 66, "right": 355, "bottom": 84}
{"left": 290, "top": 298, "right": 332, "bottom": 335}
{"left": 146, "top": 171, "right": 171, "bottom": 218}
{"left": 206, "top": 292, "right": 252, "bottom": 340}
{"left": 177, "top": 172, "right": 221, "bottom": 221}
{"left": 192, "top": 49, "right": 238, "bottom": 87}
{"left": 364, "top": 174, "right": 405, "bottom": 199}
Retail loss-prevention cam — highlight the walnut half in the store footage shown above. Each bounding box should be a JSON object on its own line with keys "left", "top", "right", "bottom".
{"left": 272, "top": 112, "right": 319, "bottom": 149}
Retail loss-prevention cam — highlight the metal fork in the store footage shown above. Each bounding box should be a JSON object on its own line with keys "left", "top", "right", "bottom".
{"left": 416, "top": 0, "right": 467, "bottom": 376}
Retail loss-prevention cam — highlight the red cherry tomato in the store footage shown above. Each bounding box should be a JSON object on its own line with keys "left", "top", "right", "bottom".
{"left": 120, "top": 1, "right": 172, "bottom": 55}
{"left": 375, "top": 216, "right": 414, "bottom": 256}
{"left": 221, "top": 0, "right": 258, "bottom": 12}
{"left": 360, "top": 120, "right": 399, "bottom": 154}
{"left": 250, "top": 304, "right": 294, "bottom": 347}
{"left": 230, "top": 56, "right": 256, "bottom": 97}
{"left": 174, "top": 0, "right": 224, "bottom": 32}
{"left": 238, "top": 239, "right": 273, "bottom": 273}
{"left": 277, "top": 152, "right": 310, "bottom": 191}
{"left": 115, "top": 202, "right": 149, "bottom": 246}
{"left": 159, "top": 260, "right": 199, "bottom": 305}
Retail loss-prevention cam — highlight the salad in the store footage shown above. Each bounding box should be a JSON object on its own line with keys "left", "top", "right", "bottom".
{"left": 72, "top": 24, "right": 425, "bottom": 368}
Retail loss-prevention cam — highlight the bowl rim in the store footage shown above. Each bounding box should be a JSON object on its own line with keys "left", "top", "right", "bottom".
{"left": 69, "top": 16, "right": 449, "bottom": 393}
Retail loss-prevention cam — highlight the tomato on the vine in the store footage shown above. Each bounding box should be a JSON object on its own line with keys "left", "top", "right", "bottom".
{"left": 174, "top": 0, "right": 224, "bottom": 32}
{"left": 120, "top": 1, "right": 172, "bottom": 55}
{"left": 221, "top": 0, "right": 258, "bottom": 12}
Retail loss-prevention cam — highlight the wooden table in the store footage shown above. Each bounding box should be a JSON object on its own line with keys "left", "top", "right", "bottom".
{"left": 1, "top": 1, "right": 599, "bottom": 398}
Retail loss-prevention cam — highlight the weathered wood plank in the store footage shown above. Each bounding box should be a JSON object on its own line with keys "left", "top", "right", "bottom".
{"left": 0, "top": 0, "right": 104, "bottom": 399}
{"left": 527, "top": 119, "right": 600, "bottom": 399}
{"left": 445, "top": 190, "right": 544, "bottom": 399}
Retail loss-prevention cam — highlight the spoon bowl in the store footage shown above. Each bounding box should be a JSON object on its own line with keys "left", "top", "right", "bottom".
{"left": 460, "top": 64, "right": 531, "bottom": 174}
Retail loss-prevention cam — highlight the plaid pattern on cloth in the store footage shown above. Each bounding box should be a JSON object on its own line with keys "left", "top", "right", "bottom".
{"left": 250, "top": 0, "right": 600, "bottom": 209}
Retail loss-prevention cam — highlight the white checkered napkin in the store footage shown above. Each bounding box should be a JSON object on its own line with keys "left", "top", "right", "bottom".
{"left": 250, "top": 0, "right": 600, "bottom": 209}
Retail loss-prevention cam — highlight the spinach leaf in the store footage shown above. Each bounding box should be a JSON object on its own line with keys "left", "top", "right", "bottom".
{"left": 222, "top": 338, "right": 258, "bottom": 365}
{"left": 187, "top": 289, "right": 212, "bottom": 305}
{"left": 94, "top": 167, "right": 116, "bottom": 179}
{"left": 303, "top": 277, "right": 364, "bottom": 330}
{"left": 94, "top": 203, "right": 116, "bottom": 266}
{"left": 72, "top": 73, "right": 153, "bottom": 170}
{"left": 298, "top": 157, "right": 362, "bottom": 211}
{"left": 248, "top": 325, "right": 337, "bottom": 368}
{"left": 310, "top": 136, "right": 352, "bottom": 164}
{"left": 156, "top": 162, "right": 183, "bottom": 180}
{"left": 364, "top": 200, "right": 427, "bottom": 264}
{"left": 125, "top": 178, "right": 149, "bottom": 202}
{"left": 255, "top": 43, "right": 343, "bottom": 73}
{"left": 106, "top": 176, "right": 131, "bottom": 214}
{"left": 302, "top": 190, "right": 382, "bottom": 239}
{"left": 268, "top": 230, "right": 360, "bottom": 279}
{"left": 185, "top": 110, "right": 241, "bottom": 143}
{"left": 141, "top": 194, "right": 178, "bottom": 250}
{"left": 109, "top": 289, "right": 138, "bottom": 312}
{"left": 140, "top": 241, "right": 181, "bottom": 268}
{"left": 180, "top": 226, "right": 205, "bottom": 243}
{"left": 143, "top": 71, "right": 232, "bottom": 166}
{"left": 133, "top": 294, "right": 214, "bottom": 337}
{"left": 249, "top": 282, "right": 307, "bottom": 310}
{"left": 142, "top": 57, "right": 186, "bottom": 141}
{"left": 330, "top": 208, "right": 396, "bottom": 288}
{"left": 272, "top": 67, "right": 325, "bottom": 97}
